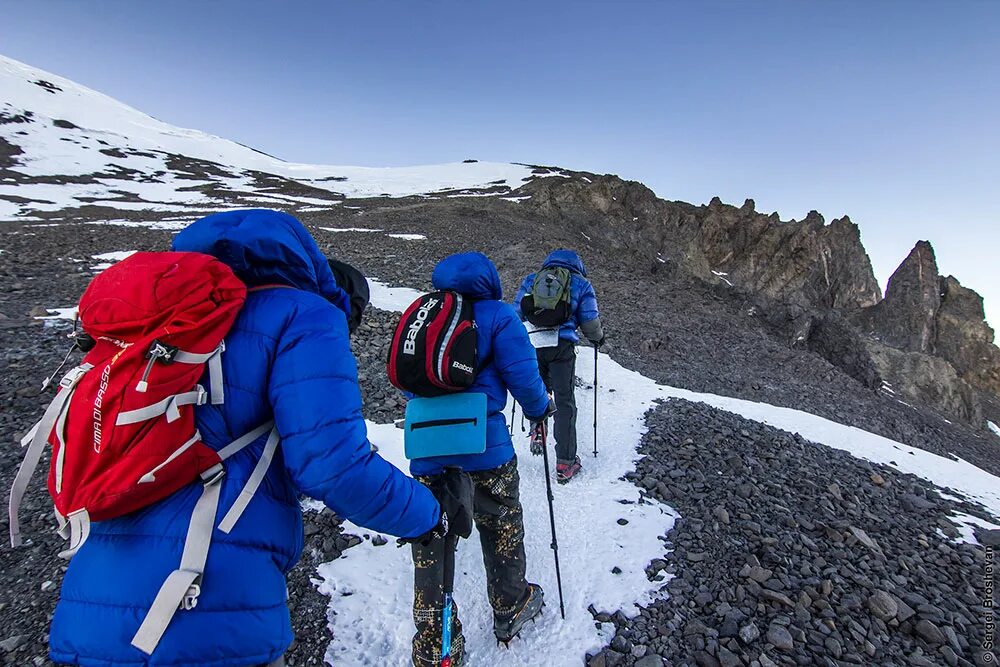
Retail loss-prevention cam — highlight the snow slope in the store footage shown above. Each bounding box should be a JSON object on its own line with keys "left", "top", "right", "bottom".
{"left": 316, "top": 282, "right": 1000, "bottom": 666}
{"left": 0, "top": 54, "right": 543, "bottom": 218}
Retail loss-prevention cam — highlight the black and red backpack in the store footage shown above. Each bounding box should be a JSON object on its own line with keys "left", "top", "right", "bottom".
{"left": 387, "top": 291, "right": 479, "bottom": 397}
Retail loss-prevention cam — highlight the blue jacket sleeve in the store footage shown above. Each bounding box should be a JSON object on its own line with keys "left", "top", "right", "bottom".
{"left": 513, "top": 274, "right": 534, "bottom": 317}
{"left": 575, "top": 277, "right": 600, "bottom": 324}
{"left": 268, "top": 296, "right": 439, "bottom": 538}
{"left": 491, "top": 304, "right": 550, "bottom": 419}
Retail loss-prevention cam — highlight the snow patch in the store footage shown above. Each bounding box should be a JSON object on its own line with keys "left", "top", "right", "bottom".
{"left": 36, "top": 306, "right": 77, "bottom": 321}
{"left": 0, "top": 199, "right": 23, "bottom": 219}
{"left": 86, "top": 219, "right": 191, "bottom": 231}
{"left": 368, "top": 279, "right": 424, "bottom": 313}
{"left": 989, "top": 421, "right": 1000, "bottom": 439}
{"left": 319, "top": 227, "right": 383, "bottom": 233}
{"left": 387, "top": 233, "right": 426, "bottom": 241}
{"left": 712, "top": 270, "right": 733, "bottom": 287}
{"left": 89, "top": 250, "right": 136, "bottom": 270}
{"left": 949, "top": 512, "right": 1000, "bottom": 546}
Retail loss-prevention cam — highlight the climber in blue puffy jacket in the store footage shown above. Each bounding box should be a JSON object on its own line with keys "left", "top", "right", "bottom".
{"left": 514, "top": 249, "right": 604, "bottom": 484}
{"left": 407, "top": 252, "right": 552, "bottom": 666}
{"left": 49, "top": 209, "right": 441, "bottom": 667}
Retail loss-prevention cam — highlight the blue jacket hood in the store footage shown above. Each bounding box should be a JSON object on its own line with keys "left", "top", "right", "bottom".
{"left": 172, "top": 209, "right": 350, "bottom": 316}
{"left": 432, "top": 252, "right": 503, "bottom": 300}
{"left": 543, "top": 249, "right": 587, "bottom": 276}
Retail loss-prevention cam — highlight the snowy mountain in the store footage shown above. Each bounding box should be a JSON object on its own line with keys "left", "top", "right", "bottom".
{"left": 0, "top": 54, "right": 554, "bottom": 220}
{"left": 2, "top": 53, "right": 999, "bottom": 667}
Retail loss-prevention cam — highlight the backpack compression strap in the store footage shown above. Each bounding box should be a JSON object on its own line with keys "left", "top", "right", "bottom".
{"left": 173, "top": 343, "right": 226, "bottom": 404}
{"left": 131, "top": 421, "right": 278, "bottom": 655}
{"left": 8, "top": 364, "right": 92, "bottom": 548}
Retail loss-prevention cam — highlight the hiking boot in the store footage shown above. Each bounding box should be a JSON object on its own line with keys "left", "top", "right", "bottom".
{"left": 556, "top": 457, "right": 582, "bottom": 484}
{"left": 494, "top": 583, "right": 544, "bottom": 644}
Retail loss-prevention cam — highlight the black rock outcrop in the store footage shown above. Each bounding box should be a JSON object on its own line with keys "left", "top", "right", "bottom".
{"left": 854, "top": 241, "right": 1000, "bottom": 412}
{"left": 523, "top": 173, "right": 883, "bottom": 314}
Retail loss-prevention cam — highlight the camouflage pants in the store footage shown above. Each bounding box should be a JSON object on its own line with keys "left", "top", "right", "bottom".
{"left": 411, "top": 457, "right": 528, "bottom": 666}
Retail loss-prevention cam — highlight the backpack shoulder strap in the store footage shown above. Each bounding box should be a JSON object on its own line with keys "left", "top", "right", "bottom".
{"left": 217, "top": 423, "right": 279, "bottom": 533}
{"left": 131, "top": 421, "right": 279, "bottom": 655}
{"left": 131, "top": 463, "right": 225, "bottom": 654}
{"left": 8, "top": 363, "right": 92, "bottom": 548}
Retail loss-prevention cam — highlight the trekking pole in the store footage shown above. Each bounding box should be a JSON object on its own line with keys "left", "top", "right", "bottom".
{"left": 537, "top": 423, "right": 566, "bottom": 619}
{"left": 593, "top": 344, "right": 599, "bottom": 458}
{"left": 509, "top": 402, "right": 516, "bottom": 436}
{"left": 440, "top": 533, "right": 459, "bottom": 667}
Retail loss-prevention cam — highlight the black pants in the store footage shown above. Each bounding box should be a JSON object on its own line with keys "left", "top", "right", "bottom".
{"left": 411, "top": 458, "right": 528, "bottom": 666}
{"left": 536, "top": 338, "right": 578, "bottom": 463}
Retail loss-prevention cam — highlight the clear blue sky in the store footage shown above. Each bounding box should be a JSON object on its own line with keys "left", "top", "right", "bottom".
{"left": 3, "top": 1, "right": 999, "bottom": 327}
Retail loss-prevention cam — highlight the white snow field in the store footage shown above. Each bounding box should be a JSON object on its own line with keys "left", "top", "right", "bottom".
{"left": 0, "top": 54, "right": 545, "bottom": 219}
{"left": 313, "top": 281, "right": 1000, "bottom": 666}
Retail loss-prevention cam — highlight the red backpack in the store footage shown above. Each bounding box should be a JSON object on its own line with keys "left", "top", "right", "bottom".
{"left": 387, "top": 290, "right": 479, "bottom": 397}
{"left": 7, "top": 251, "right": 280, "bottom": 655}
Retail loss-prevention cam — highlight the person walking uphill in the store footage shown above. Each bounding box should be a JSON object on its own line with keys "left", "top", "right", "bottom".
{"left": 515, "top": 249, "right": 604, "bottom": 483}
{"left": 40, "top": 209, "right": 442, "bottom": 666}
{"left": 404, "top": 252, "right": 553, "bottom": 666}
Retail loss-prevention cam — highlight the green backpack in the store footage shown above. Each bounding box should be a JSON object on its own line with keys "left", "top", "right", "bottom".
{"left": 521, "top": 266, "right": 573, "bottom": 327}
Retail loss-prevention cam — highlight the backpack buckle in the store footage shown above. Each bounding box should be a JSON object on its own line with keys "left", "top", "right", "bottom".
{"left": 194, "top": 385, "right": 209, "bottom": 406}
{"left": 179, "top": 583, "right": 201, "bottom": 611}
{"left": 58, "top": 365, "right": 90, "bottom": 390}
{"left": 147, "top": 340, "right": 179, "bottom": 364}
{"left": 200, "top": 464, "right": 225, "bottom": 486}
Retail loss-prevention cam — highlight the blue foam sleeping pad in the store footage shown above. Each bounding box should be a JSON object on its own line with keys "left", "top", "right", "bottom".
{"left": 404, "top": 393, "right": 488, "bottom": 460}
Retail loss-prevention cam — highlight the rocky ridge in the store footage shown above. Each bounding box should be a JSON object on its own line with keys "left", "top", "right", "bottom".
{"left": 519, "top": 172, "right": 999, "bottom": 428}
{"left": 521, "top": 175, "right": 882, "bottom": 314}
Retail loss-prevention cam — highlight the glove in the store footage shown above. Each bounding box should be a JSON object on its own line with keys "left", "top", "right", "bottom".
{"left": 398, "top": 467, "right": 475, "bottom": 547}
{"left": 428, "top": 466, "right": 475, "bottom": 539}
{"left": 397, "top": 508, "right": 449, "bottom": 547}
{"left": 527, "top": 397, "right": 556, "bottom": 453}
